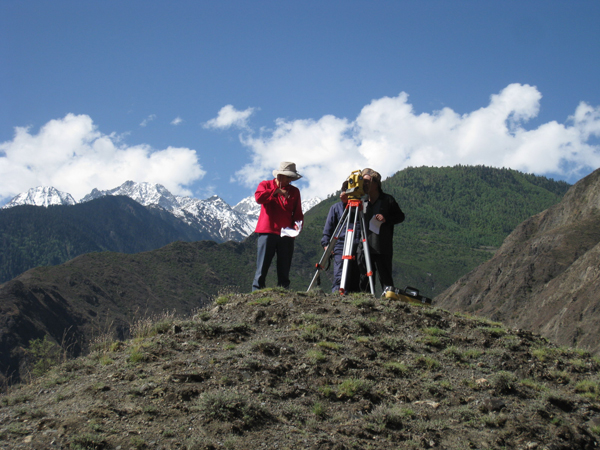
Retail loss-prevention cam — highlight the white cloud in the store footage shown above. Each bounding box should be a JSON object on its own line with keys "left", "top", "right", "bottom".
{"left": 140, "top": 114, "right": 157, "bottom": 127}
{"left": 230, "top": 84, "right": 600, "bottom": 200}
{"left": 0, "top": 113, "right": 206, "bottom": 202}
{"left": 203, "top": 105, "right": 256, "bottom": 130}
{"left": 171, "top": 116, "right": 184, "bottom": 126}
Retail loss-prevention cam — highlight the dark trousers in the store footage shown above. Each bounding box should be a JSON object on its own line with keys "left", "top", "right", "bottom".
{"left": 372, "top": 253, "right": 394, "bottom": 290}
{"left": 252, "top": 233, "right": 295, "bottom": 291}
{"left": 332, "top": 243, "right": 360, "bottom": 293}
{"left": 358, "top": 248, "right": 394, "bottom": 293}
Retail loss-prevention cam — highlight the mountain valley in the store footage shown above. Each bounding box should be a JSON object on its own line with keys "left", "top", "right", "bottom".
{"left": 0, "top": 165, "right": 580, "bottom": 387}
{"left": 1, "top": 165, "right": 600, "bottom": 448}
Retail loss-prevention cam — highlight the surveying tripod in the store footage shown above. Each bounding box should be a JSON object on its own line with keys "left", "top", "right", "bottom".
{"left": 307, "top": 199, "right": 376, "bottom": 295}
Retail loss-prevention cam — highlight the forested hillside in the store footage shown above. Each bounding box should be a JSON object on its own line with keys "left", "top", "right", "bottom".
{"left": 0, "top": 196, "right": 209, "bottom": 283}
{"left": 294, "top": 166, "right": 570, "bottom": 297}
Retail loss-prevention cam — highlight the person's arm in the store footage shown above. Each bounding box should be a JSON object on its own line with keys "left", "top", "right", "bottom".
{"left": 292, "top": 187, "right": 304, "bottom": 229}
{"left": 255, "top": 180, "right": 277, "bottom": 204}
{"left": 321, "top": 205, "right": 339, "bottom": 248}
{"left": 387, "top": 197, "right": 405, "bottom": 224}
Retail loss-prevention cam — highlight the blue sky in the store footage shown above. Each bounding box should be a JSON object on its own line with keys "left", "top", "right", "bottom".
{"left": 1, "top": 0, "right": 599, "bottom": 206}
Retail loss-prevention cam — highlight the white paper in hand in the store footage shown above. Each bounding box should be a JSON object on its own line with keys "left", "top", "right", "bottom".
{"left": 281, "top": 220, "right": 303, "bottom": 237}
{"left": 369, "top": 216, "right": 382, "bottom": 235}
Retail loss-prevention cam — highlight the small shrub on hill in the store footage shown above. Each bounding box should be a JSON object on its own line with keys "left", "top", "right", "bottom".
{"left": 26, "top": 336, "right": 62, "bottom": 378}
{"left": 336, "top": 378, "right": 373, "bottom": 400}
{"left": 195, "top": 389, "right": 270, "bottom": 428}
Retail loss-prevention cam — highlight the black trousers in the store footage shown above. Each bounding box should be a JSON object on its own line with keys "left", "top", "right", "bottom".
{"left": 372, "top": 253, "right": 394, "bottom": 290}
{"left": 358, "top": 247, "right": 394, "bottom": 293}
{"left": 252, "top": 233, "right": 295, "bottom": 291}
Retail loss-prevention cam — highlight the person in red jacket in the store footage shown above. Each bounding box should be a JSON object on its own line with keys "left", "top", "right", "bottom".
{"left": 252, "top": 161, "right": 304, "bottom": 291}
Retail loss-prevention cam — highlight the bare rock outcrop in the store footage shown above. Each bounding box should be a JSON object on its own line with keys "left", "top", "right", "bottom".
{"left": 435, "top": 167, "right": 600, "bottom": 354}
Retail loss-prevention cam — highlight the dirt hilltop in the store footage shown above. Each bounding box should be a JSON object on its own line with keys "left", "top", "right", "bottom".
{"left": 1, "top": 289, "right": 599, "bottom": 449}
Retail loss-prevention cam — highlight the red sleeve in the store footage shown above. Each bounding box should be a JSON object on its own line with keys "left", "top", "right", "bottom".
{"left": 293, "top": 188, "right": 304, "bottom": 223}
{"left": 255, "top": 180, "right": 277, "bottom": 204}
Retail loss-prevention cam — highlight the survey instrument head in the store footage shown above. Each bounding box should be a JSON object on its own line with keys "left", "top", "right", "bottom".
{"left": 345, "top": 170, "right": 365, "bottom": 200}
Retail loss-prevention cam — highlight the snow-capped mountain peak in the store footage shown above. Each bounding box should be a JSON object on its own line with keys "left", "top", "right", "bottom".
{"left": 2, "top": 186, "right": 76, "bottom": 209}
{"left": 302, "top": 197, "right": 323, "bottom": 212}
{"left": 81, "top": 181, "right": 180, "bottom": 211}
{"left": 3, "top": 181, "right": 323, "bottom": 242}
{"left": 81, "top": 181, "right": 255, "bottom": 242}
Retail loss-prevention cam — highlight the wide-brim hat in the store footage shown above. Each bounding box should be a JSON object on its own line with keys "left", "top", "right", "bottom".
{"left": 273, "top": 161, "right": 302, "bottom": 180}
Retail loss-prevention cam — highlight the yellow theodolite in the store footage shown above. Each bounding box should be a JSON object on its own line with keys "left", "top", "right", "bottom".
{"left": 345, "top": 170, "right": 365, "bottom": 200}
{"left": 307, "top": 169, "right": 375, "bottom": 295}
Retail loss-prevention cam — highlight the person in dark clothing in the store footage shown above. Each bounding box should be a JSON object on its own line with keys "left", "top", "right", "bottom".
{"left": 359, "top": 168, "right": 405, "bottom": 293}
{"left": 321, "top": 181, "right": 361, "bottom": 293}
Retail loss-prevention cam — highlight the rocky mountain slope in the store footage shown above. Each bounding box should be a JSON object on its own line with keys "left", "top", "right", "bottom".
{"left": 0, "top": 166, "right": 576, "bottom": 385}
{"left": 1, "top": 290, "right": 599, "bottom": 449}
{"left": 0, "top": 196, "right": 211, "bottom": 283}
{"left": 0, "top": 239, "right": 258, "bottom": 385}
{"left": 435, "top": 167, "right": 600, "bottom": 355}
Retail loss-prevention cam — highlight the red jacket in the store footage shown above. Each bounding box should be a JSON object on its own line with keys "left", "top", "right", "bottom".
{"left": 254, "top": 179, "right": 304, "bottom": 234}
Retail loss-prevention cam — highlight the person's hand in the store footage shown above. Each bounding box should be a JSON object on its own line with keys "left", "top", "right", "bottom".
{"left": 276, "top": 188, "right": 290, "bottom": 198}
{"left": 375, "top": 214, "right": 386, "bottom": 223}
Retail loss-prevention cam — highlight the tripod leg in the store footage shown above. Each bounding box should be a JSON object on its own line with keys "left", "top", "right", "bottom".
{"left": 307, "top": 208, "right": 349, "bottom": 292}
{"left": 359, "top": 210, "right": 376, "bottom": 296}
{"left": 339, "top": 204, "right": 358, "bottom": 294}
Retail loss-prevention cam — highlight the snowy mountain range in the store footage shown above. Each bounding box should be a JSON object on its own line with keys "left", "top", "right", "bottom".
{"left": 3, "top": 186, "right": 77, "bottom": 208}
{"left": 2, "top": 182, "right": 322, "bottom": 243}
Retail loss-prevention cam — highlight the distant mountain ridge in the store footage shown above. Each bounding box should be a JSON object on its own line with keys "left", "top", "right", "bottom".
{"left": 3, "top": 181, "right": 322, "bottom": 243}
{"left": 1, "top": 168, "right": 570, "bottom": 293}
{"left": 297, "top": 165, "right": 572, "bottom": 298}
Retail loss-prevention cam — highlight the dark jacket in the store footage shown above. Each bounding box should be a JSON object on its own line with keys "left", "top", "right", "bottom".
{"left": 363, "top": 192, "right": 404, "bottom": 255}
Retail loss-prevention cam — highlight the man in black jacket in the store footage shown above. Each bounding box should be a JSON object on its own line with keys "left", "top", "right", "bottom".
{"left": 359, "top": 168, "right": 405, "bottom": 293}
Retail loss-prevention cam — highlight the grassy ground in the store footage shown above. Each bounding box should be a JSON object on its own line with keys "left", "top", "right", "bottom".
{"left": 1, "top": 289, "right": 599, "bottom": 449}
